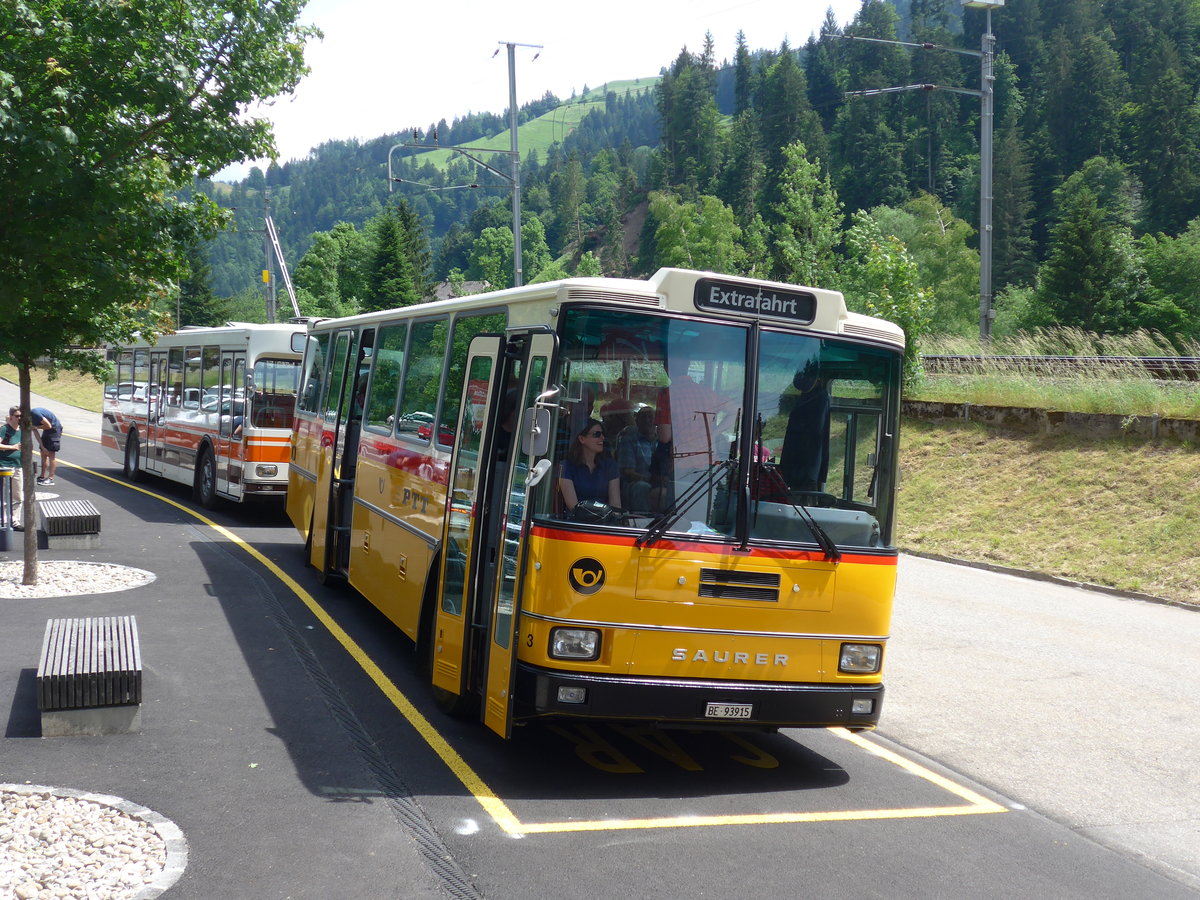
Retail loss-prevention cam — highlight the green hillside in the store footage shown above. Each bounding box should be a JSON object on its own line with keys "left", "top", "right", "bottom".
{"left": 408, "top": 79, "right": 657, "bottom": 171}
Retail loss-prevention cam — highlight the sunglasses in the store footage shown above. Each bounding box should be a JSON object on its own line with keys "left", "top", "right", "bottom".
{"left": 586, "top": 430, "right": 604, "bottom": 438}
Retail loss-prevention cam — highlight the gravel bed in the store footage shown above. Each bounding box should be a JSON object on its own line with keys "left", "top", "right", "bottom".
{"left": 0, "top": 562, "right": 155, "bottom": 599}
{"left": 0, "top": 785, "right": 186, "bottom": 899}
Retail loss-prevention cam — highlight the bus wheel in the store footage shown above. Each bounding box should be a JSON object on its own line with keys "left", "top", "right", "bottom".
{"left": 194, "top": 446, "right": 218, "bottom": 509}
{"left": 123, "top": 431, "right": 142, "bottom": 482}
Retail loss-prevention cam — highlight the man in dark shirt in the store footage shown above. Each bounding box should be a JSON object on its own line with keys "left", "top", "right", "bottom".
{"left": 31, "top": 407, "right": 62, "bottom": 485}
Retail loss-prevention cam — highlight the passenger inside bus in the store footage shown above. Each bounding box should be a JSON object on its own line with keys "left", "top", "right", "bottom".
{"left": 779, "top": 367, "right": 831, "bottom": 492}
{"left": 558, "top": 417, "right": 621, "bottom": 515}
{"left": 616, "top": 405, "right": 657, "bottom": 512}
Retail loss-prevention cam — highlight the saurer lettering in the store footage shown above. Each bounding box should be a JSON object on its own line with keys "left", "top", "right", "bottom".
{"left": 672, "top": 648, "right": 789, "bottom": 666}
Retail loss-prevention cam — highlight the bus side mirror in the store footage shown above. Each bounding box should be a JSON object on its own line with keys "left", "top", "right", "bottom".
{"left": 526, "top": 458, "right": 552, "bottom": 487}
{"left": 521, "top": 407, "right": 551, "bottom": 457}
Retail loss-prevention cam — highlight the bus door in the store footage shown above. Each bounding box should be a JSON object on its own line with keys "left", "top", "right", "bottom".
{"left": 144, "top": 352, "right": 168, "bottom": 474}
{"left": 432, "top": 334, "right": 504, "bottom": 702}
{"left": 216, "top": 351, "right": 247, "bottom": 500}
{"left": 479, "top": 332, "right": 553, "bottom": 737}
{"left": 310, "top": 328, "right": 372, "bottom": 578}
{"left": 431, "top": 330, "right": 553, "bottom": 735}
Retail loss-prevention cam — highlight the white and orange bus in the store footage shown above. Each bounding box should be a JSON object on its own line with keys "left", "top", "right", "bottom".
{"left": 288, "top": 269, "right": 904, "bottom": 738}
{"left": 102, "top": 322, "right": 306, "bottom": 506}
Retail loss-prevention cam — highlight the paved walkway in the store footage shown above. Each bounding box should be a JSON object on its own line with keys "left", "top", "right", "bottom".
{"left": 0, "top": 379, "right": 453, "bottom": 898}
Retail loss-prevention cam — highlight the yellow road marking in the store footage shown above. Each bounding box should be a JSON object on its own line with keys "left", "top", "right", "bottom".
{"left": 66, "top": 459, "right": 1007, "bottom": 837}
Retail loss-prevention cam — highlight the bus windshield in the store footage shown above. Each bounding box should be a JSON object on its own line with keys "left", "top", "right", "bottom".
{"left": 533, "top": 306, "right": 900, "bottom": 550}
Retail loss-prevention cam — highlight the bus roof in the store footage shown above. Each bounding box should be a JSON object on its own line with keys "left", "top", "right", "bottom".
{"left": 303, "top": 268, "right": 905, "bottom": 349}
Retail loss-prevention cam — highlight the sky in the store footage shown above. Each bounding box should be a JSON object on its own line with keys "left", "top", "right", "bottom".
{"left": 217, "top": 0, "right": 865, "bottom": 181}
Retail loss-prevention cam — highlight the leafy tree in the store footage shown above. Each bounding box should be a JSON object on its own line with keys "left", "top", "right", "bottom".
{"left": 769, "top": 141, "right": 843, "bottom": 288}
{"left": 293, "top": 231, "right": 343, "bottom": 311}
{"left": 840, "top": 212, "right": 932, "bottom": 385}
{"left": 467, "top": 226, "right": 515, "bottom": 290}
{"left": 521, "top": 214, "right": 553, "bottom": 283}
{"left": 576, "top": 252, "right": 602, "bottom": 277}
{"left": 870, "top": 194, "right": 979, "bottom": 336}
{"left": 1137, "top": 219, "right": 1200, "bottom": 339}
{"left": 0, "top": 0, "right": 314, "bottom": 580}
{"left": 648, "top": 191, "right": 743, "bottom": 273}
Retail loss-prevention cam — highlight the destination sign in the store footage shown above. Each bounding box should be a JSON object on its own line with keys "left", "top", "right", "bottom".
{"left": 693, "top": 278, "right": 816, "bottom": 324}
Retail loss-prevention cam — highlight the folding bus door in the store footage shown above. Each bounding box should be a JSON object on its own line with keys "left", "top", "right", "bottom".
{"left": 481, "top": 332, "right": 554, "bottom": 737}
{"left": 144, "top": 352, "right": 168, "bottom": 474}
{"left": 432, "top": 335, "right": 504, "bottom": 707}
{"left": 309, "top": 328, "right": 372, "bottom": 580}
{"left": 215, "top": 351, "right": 246, "bottom": 500}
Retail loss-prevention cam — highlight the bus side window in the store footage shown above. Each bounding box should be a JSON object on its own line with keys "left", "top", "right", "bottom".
{"left": 365, "top": 323, "right": 407, "bottom": 434}
{"left": 396, "top": 319, "right": 447, "bottom": 442}
{"left": 297, "top": 333, "right": 330, "bottom": 415}
{"left": 438, "top": 310, "right": 505, "bottom": 447}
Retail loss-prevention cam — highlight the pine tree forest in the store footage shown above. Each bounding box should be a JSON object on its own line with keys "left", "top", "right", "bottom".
{"left": 194, "top": 0, "right": 1200, "bottom": 357}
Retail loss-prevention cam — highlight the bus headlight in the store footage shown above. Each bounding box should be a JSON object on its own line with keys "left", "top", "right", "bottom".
{"left": 549, "top": 628, "right": 600, "bottom": 661}
{"left": 255, "top": 464, "right": 278, "bottom": 477}
{"left": 839, "top": 643, "right": 882, "bottom": 674}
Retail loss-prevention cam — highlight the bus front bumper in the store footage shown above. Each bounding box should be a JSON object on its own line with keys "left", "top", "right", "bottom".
{"left": 514, "top": 664, "right": 883, "bottom": 730}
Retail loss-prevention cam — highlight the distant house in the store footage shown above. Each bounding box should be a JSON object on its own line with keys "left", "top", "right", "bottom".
{"left": 433, "top": 281, "right": 489, "bottom": 301}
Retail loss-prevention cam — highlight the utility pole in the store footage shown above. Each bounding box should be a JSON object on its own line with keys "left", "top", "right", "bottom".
{"left": 504, "top": 41, "right": 525, "bottom": 288}
{"left": 263, "top": 189, "right": 276, "bottom": 323}
{"left": 834, "top": 0, "right": 1003, "bottom": 342}
{"left": 388, "top": 41, "right": 540, "bottom": 288}
{"left": 965, "top": 0, "right": 1003, "bottom": 342}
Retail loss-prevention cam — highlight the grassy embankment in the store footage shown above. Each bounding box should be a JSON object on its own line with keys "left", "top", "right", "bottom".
{"left": 0, "top": 367, "right": 103, "bottom": 412}
{"left": 904, "top": 331, "right": 1199, "bottom": 606}
{"left": 6, "top": 334, "right": 1198, "bottom": 606}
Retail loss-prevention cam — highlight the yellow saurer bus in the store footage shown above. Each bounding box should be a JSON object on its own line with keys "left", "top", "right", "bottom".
{"left": 288, "top": 269, "right": 903, "bottom": 738}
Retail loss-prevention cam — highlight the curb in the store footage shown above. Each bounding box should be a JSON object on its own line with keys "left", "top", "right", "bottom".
{"left": 901, "top": 549, "right": 1199, "bottom": 612}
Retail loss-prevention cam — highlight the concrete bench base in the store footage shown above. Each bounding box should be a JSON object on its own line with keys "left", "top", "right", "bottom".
{"left": 41, "top": 704, "right": 142, "bottom": 737}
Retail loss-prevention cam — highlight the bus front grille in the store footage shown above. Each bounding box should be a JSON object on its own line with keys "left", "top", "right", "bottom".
{"left": 698, "top": 569, "right": 781, "bottom": 603}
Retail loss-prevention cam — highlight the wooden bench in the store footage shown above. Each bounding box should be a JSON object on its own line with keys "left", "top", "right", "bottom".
{"left": 38, "top": 498, "right": 102, "bottom": 548}
{"left": 37, "top": 616, "right": 142, "bottom": 736}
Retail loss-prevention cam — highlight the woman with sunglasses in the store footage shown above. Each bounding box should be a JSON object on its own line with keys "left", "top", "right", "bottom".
{"left": 559, "top": 417, "right": 621, "bottom": 513}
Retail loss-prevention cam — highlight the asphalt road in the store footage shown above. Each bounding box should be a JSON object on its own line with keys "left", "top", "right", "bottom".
{"left": 884, "top": 555, "right": 1200, "bottom": 891}
{"left": 4, "top": 382, "right": 1197, "bottom": 897}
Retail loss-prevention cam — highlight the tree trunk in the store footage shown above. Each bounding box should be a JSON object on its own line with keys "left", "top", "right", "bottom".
{"left": 18, "top": 364, "right": 37, "bottom": 586}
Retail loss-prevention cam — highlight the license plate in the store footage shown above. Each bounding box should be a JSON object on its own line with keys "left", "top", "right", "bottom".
{"left": 705, "top": 702, "right": 753, "bottom": 719}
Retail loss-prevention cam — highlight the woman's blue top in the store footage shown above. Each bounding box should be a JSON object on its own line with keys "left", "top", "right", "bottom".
{"left": 561, "top": 455, "right": 618, "bottom": 503}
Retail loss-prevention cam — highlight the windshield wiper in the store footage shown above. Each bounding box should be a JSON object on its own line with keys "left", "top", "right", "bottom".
{"left": 636, "top": 459, "right": 733, "bottom": 548}
{"left": 753, "top": 462, "right": 842, "bottom": 562}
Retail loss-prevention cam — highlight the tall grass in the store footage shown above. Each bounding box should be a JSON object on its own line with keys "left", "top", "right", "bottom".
{"left": 910, "top": 328, "right": 1200, "bottom": 418}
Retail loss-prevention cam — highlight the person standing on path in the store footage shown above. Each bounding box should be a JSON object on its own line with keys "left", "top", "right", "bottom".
{"left": 0, "top": 406, "right": 22, "bottom": 527}
{"left": 30, "top": 407, "right": 62, "bottom": 485}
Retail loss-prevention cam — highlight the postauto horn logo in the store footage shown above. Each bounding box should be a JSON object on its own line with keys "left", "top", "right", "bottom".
{"left": 569, "top": 558, "right": 605, "bottom": 594}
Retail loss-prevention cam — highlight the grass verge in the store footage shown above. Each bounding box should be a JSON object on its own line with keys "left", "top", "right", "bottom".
{"left": 898, "top": 418, "right": 1200, "bottom": 606}
{"left": 0, "top": 366, "right": 104, "bottom": 412}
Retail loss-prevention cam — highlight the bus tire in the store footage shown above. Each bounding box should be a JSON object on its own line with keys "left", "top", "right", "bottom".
{"left": 194, "top": 445, "right": 218, "bottom": 509}
{"left": 123, "top": 430, "right": 142, "bottom": 482}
